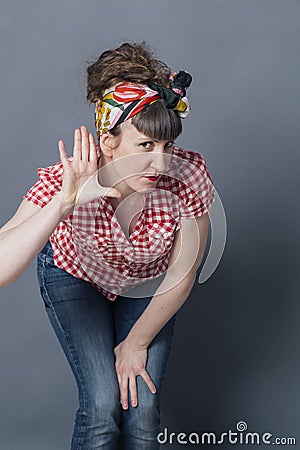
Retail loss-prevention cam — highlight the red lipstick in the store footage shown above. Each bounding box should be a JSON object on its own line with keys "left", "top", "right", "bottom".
{"left": 144, "top": 176, "right": 159, "bottom": 182}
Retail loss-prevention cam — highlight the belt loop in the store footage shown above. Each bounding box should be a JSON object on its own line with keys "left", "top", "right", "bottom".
{"left": 46, "top": 240, "right": 53, "bottom": 258}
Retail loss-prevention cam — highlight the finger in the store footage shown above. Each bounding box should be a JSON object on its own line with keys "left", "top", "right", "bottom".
{"left": 80, "top": 125, "right": 89, "bottom": 161}
{"left": 88, "top": 132, "right": 98, "bottom": 164}
{"left": 58, "top": 139, "right": 68, "bottom": 162}
{"left": 73, "top": 128, "right": 82, "bottom": 161}
{"left": 119, "top": 377, "right": 129, "bottom": 410}
{"left": 58, "top": 140, "right": 71, "bottom": 169}
{"left": 129, "top": 375, "right": 138, "bottom": 408}
{"left": 139, "top": 369, "right": 157, "bottom": 394}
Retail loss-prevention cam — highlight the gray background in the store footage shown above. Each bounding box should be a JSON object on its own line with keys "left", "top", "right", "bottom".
{"left": 0, "top": 0, "right": 299, "bottom": 449}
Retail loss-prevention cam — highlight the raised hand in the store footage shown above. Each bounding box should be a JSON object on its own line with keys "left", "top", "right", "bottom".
{"left": 58, "top": 125, "right": 121, "bottom": 208}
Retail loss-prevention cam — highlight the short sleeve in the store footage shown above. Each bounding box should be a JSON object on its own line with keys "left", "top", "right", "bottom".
{"left": 23, "top": 160, "right": 64, "bottom": 208}
{"left": 177, "top": 150, "right": 216, "bottom": 219}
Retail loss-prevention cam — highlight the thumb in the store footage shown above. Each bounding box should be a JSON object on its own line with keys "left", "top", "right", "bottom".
{"left": 75, "top": 172, "right": 122, "bottom": 205}
{"left": 94, "top": 172, "right": 122, "bottom": 199}
{"left": 103, "top": 186, "right": 122, "bottom": 199}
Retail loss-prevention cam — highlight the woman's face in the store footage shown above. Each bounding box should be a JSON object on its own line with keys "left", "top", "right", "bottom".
{"left": 99, "top": 121, "right": 174, "bottom": 197}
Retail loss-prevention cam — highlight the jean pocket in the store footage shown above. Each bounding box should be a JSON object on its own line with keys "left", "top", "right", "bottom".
{"left": 36, "top": 253, "right": 53, "bottom": 309}
{"left": 39, "top": 284, "right": 53, "bottom": 309}
{"left": 37, "top": 250, "right": 70, "bottom": 308}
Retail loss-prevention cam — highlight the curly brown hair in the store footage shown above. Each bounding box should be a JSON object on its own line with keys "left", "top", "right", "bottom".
{"left": 86, "top": 42, "right": 182, "bottom": 141}
{"left": 86, "top": 42, "right": 173, "bottom": 103}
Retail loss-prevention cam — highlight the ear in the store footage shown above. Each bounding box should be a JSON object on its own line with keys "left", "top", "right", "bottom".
{"left": 99, "top": 133, "right": 115, "bottom": 158}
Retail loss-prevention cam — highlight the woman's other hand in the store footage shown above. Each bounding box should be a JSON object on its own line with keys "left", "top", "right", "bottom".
{"left": 58, "top": 125, "right": 121, "bottom": 208}
{"left": 114, "top": 340, "right": 157, "bottom": 409}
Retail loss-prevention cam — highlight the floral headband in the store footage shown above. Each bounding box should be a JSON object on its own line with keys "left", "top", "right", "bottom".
{"left": 94, "top": 70, "right": 192, "bottom": 140}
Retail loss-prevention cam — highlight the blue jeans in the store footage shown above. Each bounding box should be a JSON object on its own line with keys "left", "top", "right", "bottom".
{"left": 36, "top": 240, "right": 176, "bottom": 450}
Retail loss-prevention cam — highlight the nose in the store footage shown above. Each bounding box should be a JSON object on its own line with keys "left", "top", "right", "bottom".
{"left": 149, "top": 150, "right": 170, "bottom": 174}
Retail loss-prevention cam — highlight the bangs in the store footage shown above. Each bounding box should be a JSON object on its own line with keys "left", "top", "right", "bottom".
{"left": 131, "top": 100, "right": 182, "bottom": 141}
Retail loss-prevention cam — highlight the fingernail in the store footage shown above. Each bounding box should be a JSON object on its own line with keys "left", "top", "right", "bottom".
{"left": 132, "top": 401, "right": 137, "bottom": 407}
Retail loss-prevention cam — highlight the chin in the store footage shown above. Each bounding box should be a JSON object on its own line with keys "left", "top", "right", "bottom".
{"left": 140, "top": 179, "right": 158, "bottom": 189}
{"left": 123, "top": 177, "right": 158, "bottom": 195}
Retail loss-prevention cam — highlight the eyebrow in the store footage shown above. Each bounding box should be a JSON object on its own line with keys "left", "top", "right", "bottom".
{"left": 137, "top": 138, "right": 158, "bottom": 142}
{"left": 137, "top": 138, "right": 174, "bottom": 143}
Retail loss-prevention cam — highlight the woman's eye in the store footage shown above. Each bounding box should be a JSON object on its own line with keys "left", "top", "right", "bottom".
{"left": 139, "top": 141, "right": 174, "bottom": 151}
{"left": 165, "top": 141, "right": 174, "bottom": 150}
{"left": 140, "top": 141, "right": 154, "bottom": 150}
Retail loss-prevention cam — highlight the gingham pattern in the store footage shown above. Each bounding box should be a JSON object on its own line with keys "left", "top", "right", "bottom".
{"left": 24, "top": 146, "right": 215, "bottom": 301}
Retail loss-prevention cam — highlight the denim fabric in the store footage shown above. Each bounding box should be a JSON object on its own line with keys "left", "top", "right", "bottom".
{"left": 36, "top": 240, "right": 176, "bottom": 450}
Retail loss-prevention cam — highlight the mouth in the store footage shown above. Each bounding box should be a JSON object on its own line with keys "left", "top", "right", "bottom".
{"left": 143, "top": 175, "right": 160, "bottom": 182}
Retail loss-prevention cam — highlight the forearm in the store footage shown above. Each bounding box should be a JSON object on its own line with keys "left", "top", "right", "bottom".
{"left": 125, "top": 271, "right": 196, "bottom": 348}
{"left": 0, "top": 193, "right": 73, "bottom": 286}
{"left": 124, "top": 214, "right": 209, "bottom": 349}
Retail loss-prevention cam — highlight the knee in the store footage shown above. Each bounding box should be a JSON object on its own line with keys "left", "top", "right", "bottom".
{"left": 137, "top": 398, "right": 160, "bottom": 427}
{"left": 125, "top": 392, "right": 161, "bottom": 431}
{"left": 84, "top": 390, "right": 121, "bottom": 426}
{"left": 73, "top": 392, "right": 121, "bottom": 449}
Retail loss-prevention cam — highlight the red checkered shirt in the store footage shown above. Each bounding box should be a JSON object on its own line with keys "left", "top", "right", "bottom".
{"left": 24, "top": 146, "right": 215, "bottom": 301}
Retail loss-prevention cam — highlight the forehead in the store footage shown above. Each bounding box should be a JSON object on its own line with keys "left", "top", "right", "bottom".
{"left": 120, "top": 121, "right": 149, "bottom": 139}
{"left": 120, "top": 121, "right": 167, "bottom": 142}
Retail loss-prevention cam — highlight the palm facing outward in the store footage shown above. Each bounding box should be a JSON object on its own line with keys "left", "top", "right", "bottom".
{"left": 58, "top": 125, "right": 121, "bottom": 207}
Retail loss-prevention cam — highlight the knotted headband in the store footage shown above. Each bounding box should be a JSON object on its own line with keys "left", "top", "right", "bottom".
{"left": 94, "top": 70, "right": 192, "bottom": 140}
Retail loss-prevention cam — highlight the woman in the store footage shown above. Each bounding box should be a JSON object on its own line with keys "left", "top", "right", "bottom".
{"left": 0, "top": 42, "right": 215, "bottom": 449}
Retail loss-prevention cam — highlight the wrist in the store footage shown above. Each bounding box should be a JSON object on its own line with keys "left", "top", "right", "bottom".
{"left": 53, "top": 192, "right": 75, "bottom": 218}
{"left": 125, "top": 330, "right": 150, "bottom": 350}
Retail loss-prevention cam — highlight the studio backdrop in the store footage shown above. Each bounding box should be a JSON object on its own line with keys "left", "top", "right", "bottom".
{"left": 0, "top": 0, "right": 299, "bottom": 449}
